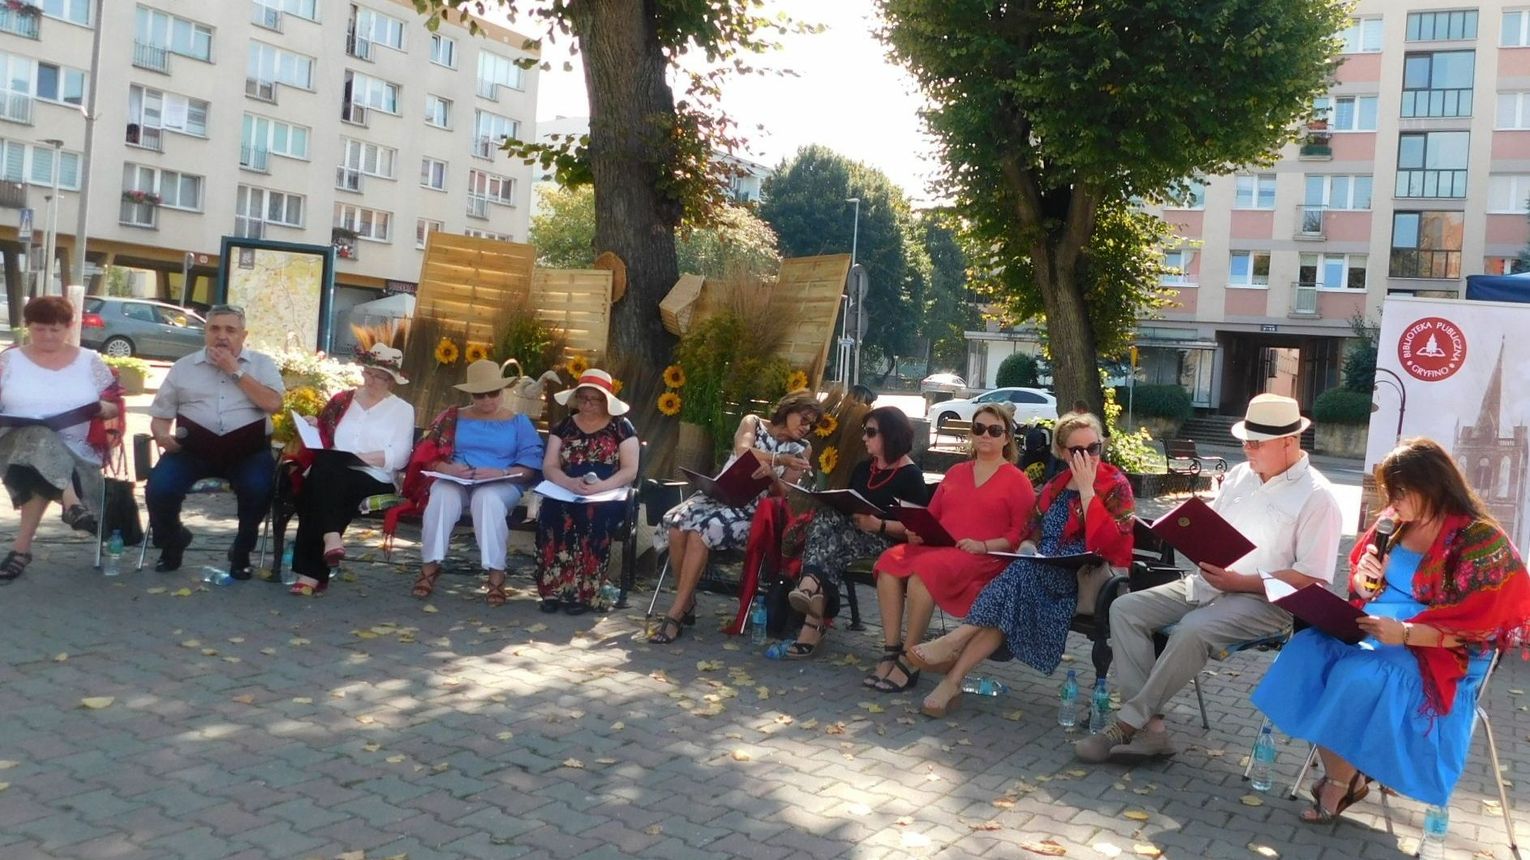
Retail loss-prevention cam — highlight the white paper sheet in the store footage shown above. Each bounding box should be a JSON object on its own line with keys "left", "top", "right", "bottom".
{"left": 291, "top": 409, "right": 323, "bottom": 449}
{"left": 532, "top": 479, "right": 631, "bottom": 504}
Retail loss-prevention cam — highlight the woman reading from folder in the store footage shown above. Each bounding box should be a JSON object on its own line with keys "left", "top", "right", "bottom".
{"left": 649, "top": 390, "right": 821, "bottom": 644}
{"left": 863, "top": 402, "right": 1034, "bottom": 692}
{"left": 908, "top": 410, "right": 1134, "bottom": 716}
{"left": 1252, "top": 438, "right": 1530, "bottom": 822}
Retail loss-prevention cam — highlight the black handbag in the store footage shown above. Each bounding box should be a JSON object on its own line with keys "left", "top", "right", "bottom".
{"left": 101, "top": 478, "right": 144, "bottom": 547}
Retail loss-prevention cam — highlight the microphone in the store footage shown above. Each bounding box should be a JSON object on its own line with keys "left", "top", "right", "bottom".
{"left": 1373, "top": 516, "right": 1396, "bottom": 558}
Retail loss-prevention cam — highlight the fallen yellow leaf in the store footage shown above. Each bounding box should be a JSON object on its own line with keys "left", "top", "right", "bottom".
{"left": 180, "top": 640, "right": 201, "bottom": 648}
{"left": 526, "top": 623, "right": 548, "bottom": 633}
{"left": 171, "top": 587, "right": 193, "bottom": 597}
{"left": 291, "top": 697, "right": 313, "bottom": 704}
{"left": 0, "top": 761, "right": 16, "bottom": 769}
{"left": 1132, "top": 844, "right": 1163, "bottom": 858}
{"left": 1240, "top": 794, "right": 1264, "bottom": 807}
{"left": 231, "top": 694, "right": 255, "bottom": 705}
{"left": 53, "top": 652, "right": 68, "bottom": 662}
{"left": 289, "top": 637, "right": 310, "bottom": 646}
{"left": 422, "top": 604, "right": 439, "bottom": 613}
{"left": 644, "top": 825, "right": 663, "bottom": 836}
{"left": 731, "top": 749, "right": 752, "bottom": 762}
{"left": 1123, "top": 810, "right": 1150, "bottom": 821}
{"left": 1093, "top": 842, "right": 1123, "bottom": 858}
{"left": 562, "top": 758, "right": 585, "bottom": 769}
{"left": 1019, "top": 838, "right": 1067, "bottom": 856}
{"left": 363, "top": 743, "right": 381, "bottom": 752}
{"left": 385, "top": 755, "right": 406, "bottom": 764}
{"left": 145, "top": 587, "right": 166, "bottom": 594}
{"left": 80, "top": 697, "right": 114, "bottom": 710}
{"left": 1248, "top": 844, "right": 1279, "bottom": 858}
{"left": 496, "top": 731, "right": 514, "bottom": 741}
{"left": 970, "top": 820, "right": 1002, "bottom": 831}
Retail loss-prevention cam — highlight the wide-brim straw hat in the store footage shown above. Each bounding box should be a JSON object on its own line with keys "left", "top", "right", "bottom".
{"left": 1230, "top": 393, "right": 1312, "bottom": 442}
{"left": 554, "top": 368, "right": 630, "bottom": 416}
{"left": 358, "top": 343, "right": 408, "bottom": 385}
{"left": 453, "top": 359, "right": 516, "bottom": 394}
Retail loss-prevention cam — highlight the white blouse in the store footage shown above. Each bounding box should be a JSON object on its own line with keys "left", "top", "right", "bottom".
{"left": 0, "top": 347, "right": 113, "bottom": 463}
{"left": 331, "top": 392, "right": 415, "bottom": 486}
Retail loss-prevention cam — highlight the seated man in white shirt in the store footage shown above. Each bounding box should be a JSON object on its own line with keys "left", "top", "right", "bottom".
{"left": 145, "top": 305, "right": 284, "bottom": 577}
{"left": 1076, "top": 393, "right": 1344, "bottom": 763}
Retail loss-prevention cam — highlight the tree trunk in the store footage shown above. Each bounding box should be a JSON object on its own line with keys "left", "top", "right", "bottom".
{"left": 570, "top": 0, "right": 682, "bottom": 474}
{"left": 1034, "top": 244, "right": 1105, "bottom": 421}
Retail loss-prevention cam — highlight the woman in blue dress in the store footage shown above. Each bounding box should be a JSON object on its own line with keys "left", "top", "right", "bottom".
{"left": 1252, "top": 438, "right": 1530, "bottom": 823}
{"left": 907, "top": 411, "right": 1136, "bottom": 718}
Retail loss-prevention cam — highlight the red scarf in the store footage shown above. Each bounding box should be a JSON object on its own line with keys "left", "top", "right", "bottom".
{"left": 1031, "top": 461, "right": 1135, "bottom": 567}
{"left": 1350, "top": 512, "right": 1530, "bottom": 716}
{"left": 86, "top": 375, "right": 125, "bottom": 464}
{"left": 400, "top": 406, "right": 459, "bottom": 509}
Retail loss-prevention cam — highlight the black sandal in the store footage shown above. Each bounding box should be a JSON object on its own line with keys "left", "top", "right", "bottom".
{"left": 1300, "top": 772, "right": 1370, "bottom": 826}
{"left": 61, "top": 504, "right": 97, "bottom": 535}
{"left": 648, "top": 616, "right": 685, "bottom": 644}
{"left": 681, "top": 598, "right": 697, "bottom": 627}
{"left": 786, "top": 616, "right": 828, "bottom": 660}
{"left": 872, "top": 653, "right": 921, "bottom": 693}
{"left": 864, "top": 642, "right": 904, "bottom": 688}
{"left": 0, "top": 550, "right": 33, "bottom": 582}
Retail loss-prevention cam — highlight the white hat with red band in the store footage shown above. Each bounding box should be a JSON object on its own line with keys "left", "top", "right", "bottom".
{"left": 554, "top": 368, "right": 630, "bottom": 416}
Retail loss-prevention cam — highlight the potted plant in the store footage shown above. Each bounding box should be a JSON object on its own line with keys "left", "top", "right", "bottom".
{"left": 4, "top": 1, "right": 41, "bottom": 16}
{"left": 120, "top": 189, "right": 162, "bottom": 206}
{"left": 331, "top": 227, "right": 359, "bottom": 259}
{"left": 102, "top": 355, "right": 150, "bottom": 395}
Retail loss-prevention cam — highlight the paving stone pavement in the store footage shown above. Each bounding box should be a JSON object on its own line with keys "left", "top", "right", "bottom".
{"left": 1, "top": 492, "right": 1527, "bottom": 860}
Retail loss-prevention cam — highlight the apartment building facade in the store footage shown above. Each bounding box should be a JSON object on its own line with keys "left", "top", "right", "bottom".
{"left": 0, "top": 0, "right": 537, "bottom": 319}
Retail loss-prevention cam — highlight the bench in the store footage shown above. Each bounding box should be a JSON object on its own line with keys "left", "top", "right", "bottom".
{"left": 1164, "top": 439, "right": 1228, "bottom": 477}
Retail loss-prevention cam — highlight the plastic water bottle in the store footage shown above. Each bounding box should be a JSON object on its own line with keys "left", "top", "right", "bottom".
{"left": 201, "top": 566, "right": 234, "bottom": 586}
{"left": 960, "top": 675, "right": 1008, "bottom": 696}
{"left": 280, "top": 545, "right": 297, "bottom": 586}
{"left": 1089, "top": 678, "right": 1111, "bottom": 733}
{"left": 597, "top": 582, "right": 620, "bottom": 610}
{"left": 749, "top": 596, "right": 768, "bottom": 646}
{"left": 102, "top": 530, "right": 124, "bottom": 577}
{"left": 1058, "top": 669, "right": 1079, "bottom": 727}
{"left": 1419, "top": 804, "right": 1449, "bottom": 860}
{"left": 1250, "top": 725, "right": 1277, "bottom": 791}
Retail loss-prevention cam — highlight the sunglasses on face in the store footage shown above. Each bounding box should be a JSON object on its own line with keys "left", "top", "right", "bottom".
{"left": 471, "top": 391, "right": 501, "bottom": 400}
{"left": 1067, "top": 442, "right": 1105, "bottom": 457}
{"left": 862, "top": 426, "right": 879, "bottom": 438}
{"left": 971, "top": 422, "right": 1007, "bottom": 438}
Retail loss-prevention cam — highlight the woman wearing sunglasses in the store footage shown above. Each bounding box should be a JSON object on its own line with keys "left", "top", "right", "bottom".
{"left": 865, "top": 402, "right": 1035, "bottom": 693}
{"left": 908, "top": 410, "right": 1135, "bottom": 716}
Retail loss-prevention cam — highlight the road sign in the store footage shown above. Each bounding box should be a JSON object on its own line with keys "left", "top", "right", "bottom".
{"left": 849, "top": 264, "right": 868, "bottom": 302}
{"left": 18, "top": 207, "right": 31, "bottom": 236}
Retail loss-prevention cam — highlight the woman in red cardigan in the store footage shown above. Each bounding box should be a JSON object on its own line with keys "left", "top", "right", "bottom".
{"left": 908, "top": 411, "right": 1135, "bottom": 717}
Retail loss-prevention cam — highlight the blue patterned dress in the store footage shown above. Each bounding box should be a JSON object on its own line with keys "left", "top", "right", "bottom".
{"left": 963, "top": 490, "right": 1085, "bottom": 675}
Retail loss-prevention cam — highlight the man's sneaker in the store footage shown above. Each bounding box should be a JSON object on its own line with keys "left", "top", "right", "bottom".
{"left": 1074, "top": 721, "right": 1133, "bottom": 763}
{"left": 1110, "top": 728, "right": 1178, "bottom": 760}
{"left": 154, "top": 527, "right": 193, "bottom": 572}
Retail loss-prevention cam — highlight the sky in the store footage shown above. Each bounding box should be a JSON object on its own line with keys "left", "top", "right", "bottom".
{"left": 495, "top": 0, "right": 942, "bottom": 204}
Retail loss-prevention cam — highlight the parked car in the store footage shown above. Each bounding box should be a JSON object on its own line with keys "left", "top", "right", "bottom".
{"left": 80, "top": 297, "right": 206, "bottom": 360}
{"left": 919, "top": 372, "right": 967, "bottom": 396}
{"left": 926, "top": 386, "right": 1058, "bottom": 430}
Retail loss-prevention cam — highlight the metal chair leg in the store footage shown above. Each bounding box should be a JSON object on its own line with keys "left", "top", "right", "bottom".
{"left": 646, "top": 551, "right": 671, "bottom": 619}
{"left": 843, "top": 578, "right": 864, "bottom": 631}
{"left": 1193, "top": 674, "right": 1210, "bottom": 730}
{"left": 1288, "top": 744, "right": 1319, "bottom": 800}
{"left": 1479, "top": 706, "right": 1518, "bottom": 847}
{"left": 93, "top": 473, "right": 107, "bottom": 569}
{"left": 138, "top": 523, "right": 153, "bottom": 571}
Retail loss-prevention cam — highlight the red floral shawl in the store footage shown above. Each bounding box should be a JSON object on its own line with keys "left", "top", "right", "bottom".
{"left": 86, "top": 373, "right": 125, "bottom": 464}
{"left": 1350, "top": 512, "right": 1530, "bottom": 716}
{"left": 400, "top": 406, "right": 460, "bottom": 509}
{"left": 1029, "top": 461, "right": 1136, "bottom": 567}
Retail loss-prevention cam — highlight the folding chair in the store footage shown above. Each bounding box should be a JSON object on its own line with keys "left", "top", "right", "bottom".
{"left": 132, "top": 433, "right": 273, "bottom": 571}
{"left": 1283, "top": 648, "right": 1517, "bottom": 849}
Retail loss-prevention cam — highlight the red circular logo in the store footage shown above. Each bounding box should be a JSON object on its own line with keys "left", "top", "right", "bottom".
{"left": 1397, "top": 316, "right": 1467, "bottom": 382}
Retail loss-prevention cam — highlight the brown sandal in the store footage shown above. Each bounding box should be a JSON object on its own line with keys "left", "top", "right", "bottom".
{"left": 411, "top": 566, "right": 441, "bottom": 599}
{"left": 485, "top": 572, "right": 508, "bottom": 607}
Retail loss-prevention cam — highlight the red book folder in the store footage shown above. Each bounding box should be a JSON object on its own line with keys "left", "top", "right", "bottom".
{"left": 1148, "top": 496, "right": 1256, "bottom": 569}
{"left": 1266, "top": 580, "right": 1367, "bottom": 645}
{"left": 679, "top": 449, "right": 771, "bottom": 508}
{"left": 890, "top": 501, "right": 956, "bottom": 547}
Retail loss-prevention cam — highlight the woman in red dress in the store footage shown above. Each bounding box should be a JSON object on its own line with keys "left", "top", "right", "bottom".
{"left": 864, "top": 402, "right": 1035, "bottom": 692}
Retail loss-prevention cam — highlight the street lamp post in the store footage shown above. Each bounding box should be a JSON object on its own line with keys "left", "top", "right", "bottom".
{"left": 40, "top": 138, "right": 64, "bottom": 297}
{"left": 1373, "top": 367, "right": 1407, "bottom": 441}
{"left": 846, "top": 196, "right": 862, "bottom": 384}
{"left": 71, "top": 0, "right": 105, "bottom": 294}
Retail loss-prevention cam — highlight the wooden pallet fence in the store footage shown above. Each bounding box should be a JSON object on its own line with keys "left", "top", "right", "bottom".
{"left": 529, "top": 268, "right": 613, "bottom": 367}
{"left": 772, "top": 254, "right": 852, "bottom": 390}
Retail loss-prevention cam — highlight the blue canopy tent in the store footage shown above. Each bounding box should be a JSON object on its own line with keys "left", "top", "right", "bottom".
{"left": 1464, "top": 272, "right": 1530, "bottom": 302}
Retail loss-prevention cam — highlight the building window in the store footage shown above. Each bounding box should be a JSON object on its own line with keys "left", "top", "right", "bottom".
{"left": 477, "top": 50, "right": 523, "bottom": 99}
{"left": 420, "top": 157, "right": 447, "bottom": 191}
{"left": 425, "top": 94, "right": 452, "bottom": 129}
{"left": 1402, "top": 51, "right": 1475, "bottom": 118}
{"left": 1390, "top": 211, "right": 1464, "bottom": 278}
{"left": 1496, "top": 91, "right": 1530, "bottom": 129}
{"left": 334, "top": 203, "right": 391, "bottom": 241}
{"left": 1341, "top": 16, "right": 1384, "bottom": 52}
{"left": 464, "top": 228, "right": 513, "bottom": 242}
{"left": 41, "top": 0, "right": 92, "bottom": 26}
{"left": 1161, "top": 249, "right": 1195, "bottom": 285}
{"left": 1396, "top": 131, "right": 1469, "bottom": 198}
{"left": 134, "top": 6, "right": 212, "bottom": 62}
{"left": 1315, "top": 94, "right": 1379, "bottom": 131}
{"left": 1303, "top": 174, "right": 1372, "bottom": 210}
{"left": 468, "top": 168, "right": 515, "bottom": 204}
{"left": 1487, "top": 174, "right": 1530, "bottom": 213}
{"left": 1164, "top": 178, "right": 1205, "bottom": 210}
{"left": 344, "top": 71, "right": 399, "bottom": 115}
{"left": 123, "top": 163, "right": 203, "bottom": 211}
{"left": 417, "top": 218, "right": 443, "bottom": 249}
{"left": 5, "top": 142, "right": 81, "bottom": 190}
{"left": 128, "top": 85, "right": 209, "bottom": 137}
{"left": 1406, "top": 10, "right": 1477, "bottom": 41}
{"left": 351, "top": 5, "right": 405, "bottom": 51}
{"left": 1485, "top": 256, "right": 1528, "bottom": 274}
{"left": 241, "top": 113, "right": 309, "bottom": 163}
{"left": 473, "top": 109, "right": 520, "bottom": 157}
{"left": 236, "top": 185, "right": 304, "bottom": 227}
{"left": 1233, "top": 174, "right": 1276, "bottom": 209}
{"left": 1228, "top": 251, "right": 1271, "bottom": 287}
{"left": 1299, "top": 253, "right": 1367, "bottom": 290}
{"left": 431, "top": 33, "right": 456, "bottom": 68}
{"left": 248, "top": 42, "right": 315, "bottom": 90}
{"left": 341, "top": 138, "right": 397, "bottom": 180}
{"left": 265, "top": 0, "right": 318, "bottom": 21}
{"left": 34, "top": 62, "right": 86, "bottom": 106}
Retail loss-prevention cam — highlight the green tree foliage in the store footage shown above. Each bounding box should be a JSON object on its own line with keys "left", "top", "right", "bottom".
{"left": 759, "top": 145, "right": 931, "bottom": 374}
{"left": 918, "top": 209, "right": 977, "bottom": 373}
{"left": 996, "top": 353, "right": 1041, "bottom": 388}
{"left": 880, "top": 0, "right": 1348, "bottom": 415}
{"left": 531, "top": 185, "right": 782, "bottom": 278}
{"left": 1313, "top": 387, "right": 1374, "bottom": 424}
{"left": 1112, "top": 384, "right": 1192, "bottom": 421}
{"left": 1341, "top": 312, "right": 1380, "bottom": 392}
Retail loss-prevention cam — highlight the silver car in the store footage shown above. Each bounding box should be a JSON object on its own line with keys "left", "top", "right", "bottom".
{"left": 81, "top": 297, "right": 206, "bottom": 359}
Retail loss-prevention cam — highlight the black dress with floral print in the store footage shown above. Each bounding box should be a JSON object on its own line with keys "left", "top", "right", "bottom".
{"left": 534, "top": 416, "right": 636, "bottom": 604}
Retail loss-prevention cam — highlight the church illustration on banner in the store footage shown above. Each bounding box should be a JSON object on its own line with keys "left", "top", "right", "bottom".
{"left": 1453, "top": 340, "right": 1530, "bottom": 554}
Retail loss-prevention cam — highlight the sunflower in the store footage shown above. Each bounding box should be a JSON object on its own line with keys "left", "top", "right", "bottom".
{"left": 814, "top": 413, "right": 839, "bottom": 438}
{"left": 657, "top": 391, "right": 682, "bottom": 416}
{"left": 567, "top": 354, "right": 590, "bottom": 377}
{"left": 662, "top": 364, "right": 686, "bottom": 388}
{"left": 434, "top": 337, "right": 460, "bottom": 365}
{"left": 465, "top": 342, "right": 491, "bottom": 363}
{"left": 785, "top": 369, "right": 808, "bottom": 392}
{"left": 611, "top": 378, "right": 624, "bottom": 395}
{"left": 818, "top": 445, "right": 838, "bottom": 474}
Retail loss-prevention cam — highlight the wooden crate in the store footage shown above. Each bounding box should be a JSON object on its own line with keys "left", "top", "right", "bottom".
{"left": 660, "top": 274, "right": 706, "bottom": 335}
{"left": 530, "top": 268, "right": 613, "bottom": 366}
{"left": 772, "top": 254, "right": 852, "bottom": 389}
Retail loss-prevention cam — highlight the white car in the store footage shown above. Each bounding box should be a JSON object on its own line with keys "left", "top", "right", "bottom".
{"left": 927, "top": 387, "right": 1058, "bottom": 431}
{"left": 919, "top": 372, "right": 967, "bottom": 396}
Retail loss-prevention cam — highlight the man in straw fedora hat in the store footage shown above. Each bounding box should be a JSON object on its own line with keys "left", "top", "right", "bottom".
{"left": 1076, "top": 393, "right": 1342, "bottom": 764}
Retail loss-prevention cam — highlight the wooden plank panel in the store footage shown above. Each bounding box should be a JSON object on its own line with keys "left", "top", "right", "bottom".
{"left": 772, "top": 254, "right": 851, "bottom": 388}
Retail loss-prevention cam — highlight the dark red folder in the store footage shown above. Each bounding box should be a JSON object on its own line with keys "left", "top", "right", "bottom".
{"left": 1271, "top": 583, "right": 1367, "bottom": 645}
{"left": 890, "top": 501, "right": 956, "bottom": 547}
{"left": 679, "top": 449, "right": 771, "bottom": 508}
{"left": 1148, "top": 496, "right": 1256, "bottom": 569}
{"left": 788, "top": 485, "right": 886, "bottom": 518}
{"left": 176, "top": 416, "right": 270, "bottom": 469}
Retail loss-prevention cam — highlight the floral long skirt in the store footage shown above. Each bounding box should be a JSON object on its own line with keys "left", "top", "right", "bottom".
{"left": 535, "top": 496, "right": 625, "bottom": 604}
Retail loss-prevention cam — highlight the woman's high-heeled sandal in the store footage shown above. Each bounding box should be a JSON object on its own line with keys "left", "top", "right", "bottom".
{"left": 1301, "top": 772, "right": 1370, "bottom": 826}
{"left": 289, "top": 577, "right": 321, "bottom": 597}
{"left": 61, "top": 504, "right": 97, "bottom": 534}
{"left": 648, "top": 616, "right": 685, "bottom": 644}
{"left": 864, "top": 642, "right": 903, "bottom": 688}
{"left": 411, "top": 567, "right": 441, "bottom": 599}
{"left": 872, "top": 653, "right": 921, "bottom": 693}
{"left": 485, "top": 573, "right": 508, "bottom": 607}
{"left": 681, "top": 597, "right": 697, "bottom": 627}
{"left": 786, "top": 616, "right": 828, "bottom": 659}
{"left": 787, "top": 575, "right": 824, "bottom": 615}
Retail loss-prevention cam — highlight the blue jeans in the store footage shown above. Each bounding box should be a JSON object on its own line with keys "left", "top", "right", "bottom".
{"left": 146, "top": 448, "right": 275, "bottom": 558}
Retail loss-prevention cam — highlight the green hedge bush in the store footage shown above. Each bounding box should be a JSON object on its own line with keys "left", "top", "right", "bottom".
{"left": 995, "top": 352, "right": 1041, "bottom": 388}
{"left": 1312, "top": 387, "right": 1373, "bottom": 424}
{"left": 1111, "top": 384, "right": 1193, "bottom": 421}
